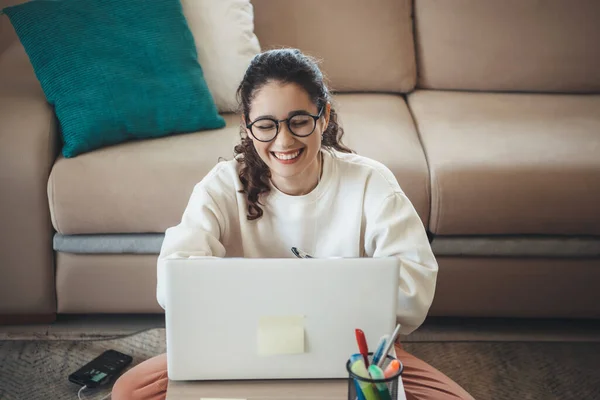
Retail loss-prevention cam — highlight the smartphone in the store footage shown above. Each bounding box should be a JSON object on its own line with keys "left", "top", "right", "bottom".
{"left": 68, "top": 350, "right": 133, "bottom": 388}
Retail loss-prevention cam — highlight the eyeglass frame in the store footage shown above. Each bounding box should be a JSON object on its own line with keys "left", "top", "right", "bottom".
{"left": 245, "top": 107, "right": 325, "bottom": 143}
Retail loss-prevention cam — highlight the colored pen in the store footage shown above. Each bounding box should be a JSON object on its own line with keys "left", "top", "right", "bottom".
{"left": 354, "top": 379, "right": 367, "bottom": 400}
{"left": 376, "top": 324, "right": 401, "bottom": 367}
{"left": 372, "top": 334, "right": 389, "bottom": 366}
{"left": 368, "top": 365, "right": 392, "bottom": 400}
{"left": 349, "top": 357, "right": 367, "bottom": 400}
{"left": 355, "top": 329, "right": 370, "bottom": 367}
{"left": 383, "top": 359, "right": 401, "bottom": 379}
{"left": 351, "top": 353, "right": 365, "bottom": 365}
{"left": 350, "top": 359, "right": 379, "bottom": 400}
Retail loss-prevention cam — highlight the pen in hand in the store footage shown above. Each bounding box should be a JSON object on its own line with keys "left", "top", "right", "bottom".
{"left": 291, "top": 247, "right": 313, "bottom": 258}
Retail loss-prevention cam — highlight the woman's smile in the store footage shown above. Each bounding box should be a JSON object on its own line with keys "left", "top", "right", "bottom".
{"left": 271, "top": 148, "right": 305, "bottom": 164}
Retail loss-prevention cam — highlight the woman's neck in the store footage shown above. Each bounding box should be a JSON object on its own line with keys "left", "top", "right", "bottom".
{"left": 271, "top": 152, "right": 322, "bottom": 196}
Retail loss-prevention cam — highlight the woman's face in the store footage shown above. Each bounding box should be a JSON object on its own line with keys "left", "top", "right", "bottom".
{"left": 245, "top": 81, "right": 330, "bottom": 194}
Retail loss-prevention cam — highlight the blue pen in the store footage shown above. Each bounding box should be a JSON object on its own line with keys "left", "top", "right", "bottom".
{"left": 354, "top": 379, "right": 367, "bottom": 400}
{"left": 372, "top": 335, "right": 389, "bottom": 365}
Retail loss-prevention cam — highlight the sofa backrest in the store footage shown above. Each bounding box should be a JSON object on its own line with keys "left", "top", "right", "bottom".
{"left": 414, "top": 0, "right": 600, "bottom": 93}
{"left": 252, "top": 0, "right": 416, "bottom": 93}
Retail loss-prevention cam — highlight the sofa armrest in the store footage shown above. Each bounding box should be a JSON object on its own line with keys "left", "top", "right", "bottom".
{"left": 0, "top": 41, "right": 58, "bottom": 319}
{"left": 0, "top": 1, "right": 26, "bottom": 55}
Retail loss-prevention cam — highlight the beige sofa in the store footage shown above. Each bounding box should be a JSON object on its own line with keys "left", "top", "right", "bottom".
{"left": 1, "top": 0, "right": 599, "bottom": 324}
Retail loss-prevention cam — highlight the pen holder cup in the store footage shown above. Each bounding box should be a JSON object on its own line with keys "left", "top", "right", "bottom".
{"left": 346, "top": 353, "right": 404, "bottom": 400}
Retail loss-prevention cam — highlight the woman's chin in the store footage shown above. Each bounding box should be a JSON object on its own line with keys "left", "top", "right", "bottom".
{"left": 270, "top": 163, "right": 303, "bottom": 179}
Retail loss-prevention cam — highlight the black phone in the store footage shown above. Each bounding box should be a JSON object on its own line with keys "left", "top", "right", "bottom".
{"left": 68, "top": 349, "right": 133, "bottom": 388}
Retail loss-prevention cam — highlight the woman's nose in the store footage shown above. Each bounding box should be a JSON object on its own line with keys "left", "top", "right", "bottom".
{"left": 274, "top": 123, "right": 295, "bottom": 148}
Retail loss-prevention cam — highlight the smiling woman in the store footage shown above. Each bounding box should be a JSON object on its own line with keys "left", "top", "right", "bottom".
{"left": 246, "top": 87, "right": 324, "bottom": 168}
{"left": 111, "top": 49, "right": 473, "bottom": 400}
{"left": 235, "top": 48, "right": 352, "bottom": 215}
{"left": 242, "top": 82, "right": 328, "bottom": 196}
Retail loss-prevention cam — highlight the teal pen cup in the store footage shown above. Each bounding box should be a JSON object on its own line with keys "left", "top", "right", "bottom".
{"left": 346, "top": 352, "right": 404, "bottom": 400}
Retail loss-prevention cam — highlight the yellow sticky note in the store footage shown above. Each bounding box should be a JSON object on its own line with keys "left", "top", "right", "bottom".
{"left": 257, "top": 315, "right": 305, "bottom": 356}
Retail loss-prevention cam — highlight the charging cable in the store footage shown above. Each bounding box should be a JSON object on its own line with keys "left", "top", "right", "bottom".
{"left": 77, "top": 385, "right": 111, "bottom": 400}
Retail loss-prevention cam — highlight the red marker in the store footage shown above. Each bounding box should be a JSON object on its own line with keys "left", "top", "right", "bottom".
{"left": 355, "top": 329, "right": 370, "bottom": 367}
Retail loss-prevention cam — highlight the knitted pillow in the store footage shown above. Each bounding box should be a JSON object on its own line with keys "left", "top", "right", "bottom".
{"left": 3, "top": 0, "right": 225, "bottom": 158}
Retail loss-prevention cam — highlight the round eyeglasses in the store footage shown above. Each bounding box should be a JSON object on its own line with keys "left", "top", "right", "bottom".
{"left": 246, "top": 108, "right": 324, "bottom": 142}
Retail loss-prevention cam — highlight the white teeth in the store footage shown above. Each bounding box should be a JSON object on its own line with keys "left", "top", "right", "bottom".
{"left": 274, "top": 150, "right": 301, "bottom": 160}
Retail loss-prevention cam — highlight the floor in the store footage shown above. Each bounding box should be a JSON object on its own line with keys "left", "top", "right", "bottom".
{"left": 4, "top": 328, "right": 599, "bottom": 400}
{"left": 2, "top": 316, "right": 600, "bottom": 399}
{"left": 2, "top": 314, "right": 600, "bottom": 342}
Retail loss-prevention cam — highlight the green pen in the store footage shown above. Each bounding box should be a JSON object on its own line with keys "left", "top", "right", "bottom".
{"left": 368, "top": 364, "right": 392, "bottom": 400}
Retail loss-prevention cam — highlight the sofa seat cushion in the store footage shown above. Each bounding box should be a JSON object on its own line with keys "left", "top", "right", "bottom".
{"left": 408, "top": 90, "right": 600, "bottom": 235}
{"left": 48, "top": 94, "right": 430, "bottom": 234}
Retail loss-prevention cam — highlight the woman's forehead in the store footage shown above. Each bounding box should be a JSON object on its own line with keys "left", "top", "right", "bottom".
{"left": 250, "top": 82, "right": 316, "bottom": 118}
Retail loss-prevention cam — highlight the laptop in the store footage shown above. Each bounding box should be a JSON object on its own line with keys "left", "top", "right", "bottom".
{"left": 164, "top": 257, "right": 399, "bottom": 381}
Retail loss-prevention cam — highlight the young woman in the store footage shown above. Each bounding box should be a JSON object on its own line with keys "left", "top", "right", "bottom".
{"left": 112, "top": 49, "right": 473, "bottom": 400}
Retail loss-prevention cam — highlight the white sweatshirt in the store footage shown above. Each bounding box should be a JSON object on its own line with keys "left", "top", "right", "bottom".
{"left": 157, "top": 150, "right": 438, "bottom": 335}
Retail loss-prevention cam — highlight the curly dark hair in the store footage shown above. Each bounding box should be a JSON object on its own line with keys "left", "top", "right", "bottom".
{"left": 234, "top": 48, "right": 353, "bottom": 220}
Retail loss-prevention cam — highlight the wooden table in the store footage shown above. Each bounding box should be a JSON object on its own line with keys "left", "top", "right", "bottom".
{"left": 166, "top": 379, "right": 349, "bottom": 400}
{"left": 167, "top": 378, "right": 407, "bottom": 400}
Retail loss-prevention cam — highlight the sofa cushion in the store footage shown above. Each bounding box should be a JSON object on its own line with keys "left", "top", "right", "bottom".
{"left": 414, "top": 0, "right": 600, "bottom": 93}
{"left": 180, "top": 0, "right": 261, "bottom": 112}
{"left": 408, "top": 90, "right": 600, "bottom": 235}
{"left": 4, "top": 0, "right": 225, "bottom": 158}
{"left": 430, "top": 257, "right": 600, "bottom": 318}
{"left": 54, "top": 253, "right": 600, "bottom": 316}
{"left": 56, "top": 253, "right": 162, "bottom": 313}
{"left": 334, "top": 94, "right": 430, "bottom": 226}
{"left": 48, "top": 112, "right": 242, "bottom": 235}
{"left": 252, "top": 0, "right": 416, "bottom": 93}
{"left": 48, "top": 94, "right": 430, "bottom": 234}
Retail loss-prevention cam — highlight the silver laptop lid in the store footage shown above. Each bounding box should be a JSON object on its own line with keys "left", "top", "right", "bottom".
{"left": 165, "top": 257, "right": 399, "bottom": 381}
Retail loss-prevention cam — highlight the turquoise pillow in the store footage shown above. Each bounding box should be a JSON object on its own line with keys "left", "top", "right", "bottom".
{"left": 3, "top": 0, "right": 225, "bottom": 158}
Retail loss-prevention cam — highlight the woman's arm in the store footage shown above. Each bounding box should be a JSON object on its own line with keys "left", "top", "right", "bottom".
{"left": 364, "top": 191, "right": 438, "bottom": 335}
{"left": 156, "top": 183, "right": 228, "bottom": 309}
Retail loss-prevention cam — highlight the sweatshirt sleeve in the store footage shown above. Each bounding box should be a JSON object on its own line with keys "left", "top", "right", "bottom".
{"left": 364, "top": 192, "right": 439, "bottom": 335}
{"left": 156, "top": 183, "right": 227, "bottom": 309}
